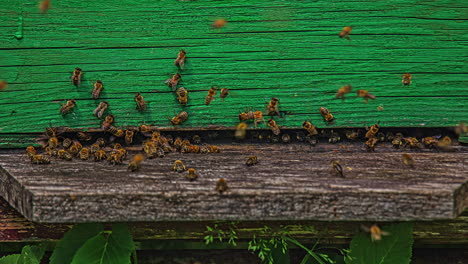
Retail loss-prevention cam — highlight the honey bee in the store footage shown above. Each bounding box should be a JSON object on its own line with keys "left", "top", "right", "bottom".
{"left": 58, "top": 149, "right": 73, "bottom": 160}
{"left": 207, "top": 145, "right": 220, "bottom": 153}
{"left": 267, "top": 97, "right": 280, "bottom": 116}
{"left": 436, "top": 136, "right": 452, "bottom": 150}
{"left": 26, "top": 146, "right": 36, "bottom": 159}
{"left": 186, "top": 168, "right": 197, "bottom": 181}
{"left": 176, "top": 87, "right": 189, "bottom": 106}
{"left": 77, "top": 132, "right": 92, "bottom": 141}
{"left": 95, "top": 137, "right": 106, "bottom": 147}
{"left": 90, "top": 143, "right": 100, "bottom": 154}
{"left": 108, "top": 151, "right": 125, "bottom": 165}
{"left": 235, "top": 122, "right": 248, "bottom": 140}
{"left": 205, "top": 86, "right": 217, "bottom": 105}
{"left": 402, "top": 73, "right": 412, "bottom": 86}
{"left": 170, "top": 111, "right": 188, "bottom": 125}
{"left": 45, "top": 126, "right": 57, "bottom": 138}
{"left": 44, "top": 146, "right": 58, "bottom": 157}
{"left": 212, "top": 18, "right": 227, "bottom": 29}
{"left": 62, "top": 137, "right": 73, "bottom": 148}
{"left": 48, "top": 136, "right": 59, "bottom": 149}
{"left": 422, "top": 137, "right": 438, "bottom": 148}
{"left": 357, "top": 90, "right": 376, "bottom": 102}
{"left": 302, "top": 121, "right": 318, "bottom": 136}
{"left": 345, "top": 130, "right": 359, "bottom": 141}
{"left": 455, "top": 122, "right": 468, "bottom": 136}
{"left": 319, "top": 107, "right": 334, "bottom": 123}
{"left": 220, "top": 88, "right": 229, "bottom": 101}
{"left": 174, "top": 49, "right": 186, "bottom": 69}
{"left": 91, "top": 80, "right": 104, "bottom": 99}
{"left": 39, "top": 0, "right": 50, "bottom": 14}
{"left": 335, "top": 85, "right": 352, "bottom": 99}
{"left": 402, "top": 153, "right": 414, "bottom": 167}
{"left": 0, "top": 80, "right": 8, "bottom": 90}
{"left": 31, "top": 155, "right": 51, "bottom": 164}
{"left": 173, "top": 160, "right": 186, "bottom": 172}
{"left": 71, "top": 67, "right": 83, "bottom": 86}
{"left": 140, "top": 124, "right": 156, "bottom": 133}
{"left": 143, "top": 140, "right": 158, "bottom": 159}
{"left": 173, "top": 137, "right": 183, "bottom": 151}
{"left": 392, "top": 133, "right": 404, "bottom": 148}
{"left": 79, "top": 148, "right": 90, "bottom": 160}
{"left": 94, "top": 150, "right": 107, "bottom": 161}
{"left": 60, "top": 100, "right": 76, "bottom": 115}
{"left": 328, "top": 130, "right": 341, "bottom": 143}
{"left": 156, "top": 147, "right": 165, "bottom": 158}
{"left": 128, "top": 154, "right": 145, "bottom": 172}
{"left": 106, "top": 126, "right": 125, "bottom": 137}
{"left": 267, "top": 119, "right": 281, "bottom": 135}
{"left": 403, "top": 137, "right": 420, "bottom": 149}
{"left": 281, "top": 134, "right": 291, "bottom": 143}
{"left": 331, "top": 161, "right": 344, "bottom": 177}
{"left": 188, "top": 145, "right": 201, "bottom": 153}
{"left": 216, "top": 178, "right": 228, "bottom": 193}
{"left": 134, "top": 92, "right": 147, "bottom": 111}
{"left": 365, "top": 124, "right": 380, "bottom": 139}
{"left": 239, "top": 110, "right": 264, "bottom": 127}
{"left": 365, "top": 137, "right": 378, "bottom": 151}
{"left": 339, "top": 26, "right": 352, "bottom": 40}
{"left": 165, "top": 73, "right": 182, "bottom": 91}
{"left": 69, "top": 141, "right": 82, "bottom": 155}
{"left": 362, "top": 224, "right": 389, "bottom": 242}
{"left": 104, "top": 114, "right": 114, "bottom": 124}
{"left": 125, "top": 130, "right": 134, "bottom": 145}
{"left": 93, "top": 101, "right": 108, "bottom": 118}
{"left": 246, "top": 155, "right": 258, "bottom": 166}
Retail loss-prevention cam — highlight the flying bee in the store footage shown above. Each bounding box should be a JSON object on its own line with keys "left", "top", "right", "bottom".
{"left": 319, "top": 107, "right": 334, "bottom": 123}
{"left": 302, "top": 121, "right": 318, "bottom": 136}
{"left": 402, "top": 73, "right": 412, "bottom": 86}
{"left": 402, "top": 153, "right": 414, "bottom": 167}
{"left": 60, "top": 100, "right": 76, "bottom": 115}
{"left": 26, "top": 146, "right": 36, "bottom": 159}
{"left": 0, "top": 80, "right": 8, "bottom": 90}
{"left": 62, "top": 137, "right": 73, "bottom": 148}
{"left": 281, "top": 134, "right": 291, "bottom": 143}
{"left": 170, "top": 111, "right": 188, "bottom": 125}
{"left": 335, "top": 85, "right": 352, "bottom": 99}
{"left": 95, "top": 137, "right": 106, "bottom": 147}
{"left": 329, "top": 130, "right": 341, "bottom": 143}
{"left": 436, "top": 136, "right": 452, "bottom": 150}
{"left": 235, "top": 122, "right": 248, "bottom": 140}
{"left": 331, "top": 160, "right": 344, "bottom": 177}
{"left": 220, "top": 88, "right": 229, "bottom": 101}
{"left": 90, "top": 143, "right": 100, "bottom": 154}
{"left": 93, "top": 101, "right": 108, "bottom": 118}
{"left": 94, "top": 150, "right": 107, "bottom": 161}
{"left": 71, "top": 67, "right": 83, "bottom": 86}
{"left": 31, "top": 155, "right": 51, "bottom": 164}
{"left": 365, "top": 137, "right": 378, "bottom": 151}
{"left": 362, "top": 224, "right": 389, "bottom": 242}
{"left": 339, "top": 26, "right": 352, "bottom": 40}
{"left": 357, "top": 90, "right": 376, "bottom": 102}
{"left": 39, "top": 0, "right": 51, "bottom": 13}
{"left": 192, "top": 135, "right": 202, "bottom": 144}
{"left": 174, "top": 49, "right": 186, "bottom": 69}
{"left": 205, "top": 86, "right": 217, "bottom": 105}
{"left": 128, "top": 154, "right": 145, "bottom": 172}
{"left": 345, "top": 130, "right": 359, "bottom": 141}
{"left": 267, "top": 119, "right": 281, "bottom": 135}
{"left": 165, "top": 73, "right": 182, "bottom": 91}
{"left": 125, "top": 130, "right": 134, "bottom": 145}
{"left": 422, "top": 137, "right": 438, "bottom": 148}
{"left": 176, "top": 87, "right": 189, "bottom": 106}
{"left": 246, "top": 155, "right": 258, "bottom": 166}
{"left": 186, "top": 168, "right": 197, "bottom": 181}
{"left": 365, "top": 124, "right": 380, "bottom": 139}
{"left": 77, "top": 132, "right": 92, "bottom": 141}
{"left": 173, "top": 160, "right": 186, "bottom": 172}
{"left": 92, "top": 80, "right": 104, "bottom": 99}
{"left": 267, "top": 97, "right": 280, "bottom": 116}
{"left": 79, "top": 148, "right": 90, "bottom": 160}
{"left": 216, "top": 178, "right": 228, "bottom": 193}
{"left": 58, "top": 149, "right": 72, "bottom": 160}
{"left": 48, "top": 136, "right": 59, "bottom": 149}
{"left": 403, "top": 137, "right": 420, "bottom": 149}
{"left": 134, "top": 92, "right": 147, "bottom": 111}
{"left": 212, "top": 18, "right": 227, "bottom": 29}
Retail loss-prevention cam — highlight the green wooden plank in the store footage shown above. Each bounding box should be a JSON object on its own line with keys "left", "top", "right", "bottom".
{"left": 0, "top": 0, "right": 467, "bottom": 145}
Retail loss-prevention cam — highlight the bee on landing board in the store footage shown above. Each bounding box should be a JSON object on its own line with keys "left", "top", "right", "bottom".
{"left": 339, "top": 26, "right": 352, "bottom": 40}
{"left": 92, "top": 80, "right": 104, "bottom": 99}
{"left": 62, "top": 137, "right": 73, "bottom": 149}
{"left": 422, "top": 137, "right": 438, "bottom": 148}
{"left": 365, "top": 137, "right": 378, "bottom": 151}
{"left": 31, "top": 155, "right": 51, "bottom": 164}
{"left": 134, "top": 92, "right": 147, "bottom": 111}
{"left": 39, "top": 0, "right": 51, "bottom": 13}
{"left": 170, "top": 111, "right": 188, "bottom": 125}
{"left": 216, "top": 178, "right": 228, "bottom": 193}
{"left": 267, "top": 119, "right": 281, "bottom": 136}
{"left": 335, "top": 85, "right": 352, "bottom": 99}
{"left": 172, "top": 160, "right": 186, "bottom": 172}
{"left": 392, "top": 133, "right": 404, "bottom": 148}
{"left": 402, "top": 73, "right": 412, "bottom": 86}
{"left": 436, "top": 136, "right": 452, "bottom": 150}
{"left": 331, "top": 161, "right": 344, "bottom": 177}
{"left": 174, "top": 49, "right": 186, "bottom": 69}
{"left": 79, "top": 148, "right": 90, "bottom": 160}
{"left": 267, "top": 97, "right": 280, "bottom": 116}
{"left": 356, "top": 90, "right": 376, "bottom": 102}
{"left": 143, "top": 140, "right": 157, "bottom": 159}
{"left": 212, "top": 18, "right": 227, "bottom": 29}
{"left": 71, "top": 67, "right": 83, "bottom": 86}
{"left": 239, "top": 110, "right": 264, "bottom": 128}
{"left": 402, "top": 153, "right": 414, "bottom": 167}
{"left": 165, "top": 73, "right": 182, "bottom": 91}
{"left": 220, "top": 88, "right": 229, "bottom": 101}
{"left": 69, "top": 141, "right": 82, "bottom": 155}
{"left": 94, "top": 150, "right": 107, "bottom": 161}
{"left": 362, "top": 224, "right": 390, "bottom": 242}
{"left": 176, "top": 87, "right": 189, "bottom": 106}
{"left": 246, "top": 156, "right": 258, "bottom": 166}
{"left": 58, "top": 149, "right": 73, "bottom": 161}
{"left": 319, "top": 107, "right": 334, "bottom": 123}
{"left": 125, "top": 130, "right": 134, "bottom": 145}
{"left": 186, "top": 168, "right": 198, "bottom": 181}
{"left": 93, "top": 101, "right": 108, "bottom": 118}
{"left": 365, "top": 124, "right": 380, "bottom": 139}
{"left": 205, "top": 86, "right": 217, "bottom": 105}
{"left": 128, "top": 154, "right": 145, "bottom": 172}
{"left": 60, "top": 100, "right": 76, "bottom": 115}
{"left": 403, "top": 137, "right": 420, "bottom": 149}
{"left": 235, "top": 122, "right": 248, "bottom": 140}
{"left": 48, "top": 136, "right": 59, "bottom": 149}
{"left": 26, "top": 146, "right": 36, "bottom": 159}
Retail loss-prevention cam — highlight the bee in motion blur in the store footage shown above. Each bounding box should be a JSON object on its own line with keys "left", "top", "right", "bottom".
{"left": 357, "top": 90, "right": 376, "bottom": 102}
{"left": 205, "top": 86, "right": 217, "bottom": 105}
{"left": 128, "top": 154, "right": 145, "bottom": 172}
{"left": 39, "top": 0, "right": 51, "bottom": 13}
{"left": 436, "top": 136, "right": 452, "bottom": 150}
{"left": 402, "top": 153, "right": 414, "bottom": 167}
{"left": 165, "top": 73, "right": 182, "bottom": 91}
{"left": 0, "top": 80, "right": 7, "bottom": 90}
{"left": 246, "top": 155, "right": 258, "bottom": 166}
{"left": 339, "top": 26, "right": 352, "bottom": 40}
{"left": 216, "top": 178, "right": 228, "bottom": 193}
{"left": 362, "top": 224, "right": 389, "bottom": 242}
{"left": 93, "top": 101, "right": 108, "bottom": 119}
{"left": 365, "top": 124, "right": 380, "bottom": 139}
{"left": 220, "top": 88, "right": 229, "bottom": 101}
{"left": 267, "top": 97, "right": 280, "bottom": 116}
{"left": 239, "top": 109, "right": 264, "bottom": 128}
{"left": 176, "top": 87, "right": 189, "bottom": 106}
{"left": 331, "top": 160, "right": 344, "bottom": 177}
{"left": 71, "top": 67, "right": 83, "bottom": 86}
{"left": 235, "top": 122, "right": 248, "bottom": 140}
{"left": 186, "top": 168, "right": 197, "bottom": 181}
{"left": 173, "top": 160, "right": 186, "bottom": 172}
{"left": 91, "top": 80, "right": 104, "bottom": 99}
{"left": 60, "top": 100, "right": 76, "bottom": 115}
{"left": 402, "top": 73, "right": 412, "bottom": 86}
{"left": 174, "top": 49, "right": 186, "bottom": 69}
{"left": 212, "top": 18, "right": 227, "bottom": 29}
{"left": 267, "top": 119, "right": 280, "bottom": 135}
{"left": 319, "top": 107, "right": 334, "bottom": 123}
{"left": 170, "top": 111, "right": 188, "bottom": 125}
{"left": 134, "top": 92, "right": 147, "bottom": 111}
{"left": 335, "top": 85, "right": 352, "bottom": 99}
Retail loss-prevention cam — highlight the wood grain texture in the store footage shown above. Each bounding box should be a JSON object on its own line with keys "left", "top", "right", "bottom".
{"left": 0, "top": 0, "right": 467, "bottom": 147}
{"left": 0, "top": 143, "right": 466, "bottom": 223}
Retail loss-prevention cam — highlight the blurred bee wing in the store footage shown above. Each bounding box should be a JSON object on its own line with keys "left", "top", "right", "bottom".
{"left": 360, "top": 225, "right": 370, "bottom": 232}
{"left": 381, "top": 231, "right": 390, "bottom": 236}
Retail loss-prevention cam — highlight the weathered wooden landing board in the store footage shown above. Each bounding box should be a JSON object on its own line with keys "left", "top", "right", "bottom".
{"left": 0, "top": 144, "right": 466, "bottom": 223}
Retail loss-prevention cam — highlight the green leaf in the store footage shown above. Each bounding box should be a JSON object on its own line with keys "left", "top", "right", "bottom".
{"left": 345, "top": 223, "right": 413, "bottom": 264}
{"left": 50, "top": 223, "right": 104, "bottom": 264}
{"left": 269, "top": 241, "right": 290, "bottom": 264}
{"left": 17, "top": 245, "right": 45, "bottom": 264}
{"left": 0, "top": 254, "right": 20, "bottom": 264}
{"left": 285, "top": 238, "right": 325, "bottom": 264}
{"left": 71, "top": 223, "right": 135, "bottom": 264}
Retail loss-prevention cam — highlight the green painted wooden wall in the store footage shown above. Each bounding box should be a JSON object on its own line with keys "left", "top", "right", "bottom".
{"left": 0, "top": 0, "right": 467, "bottom": 147}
